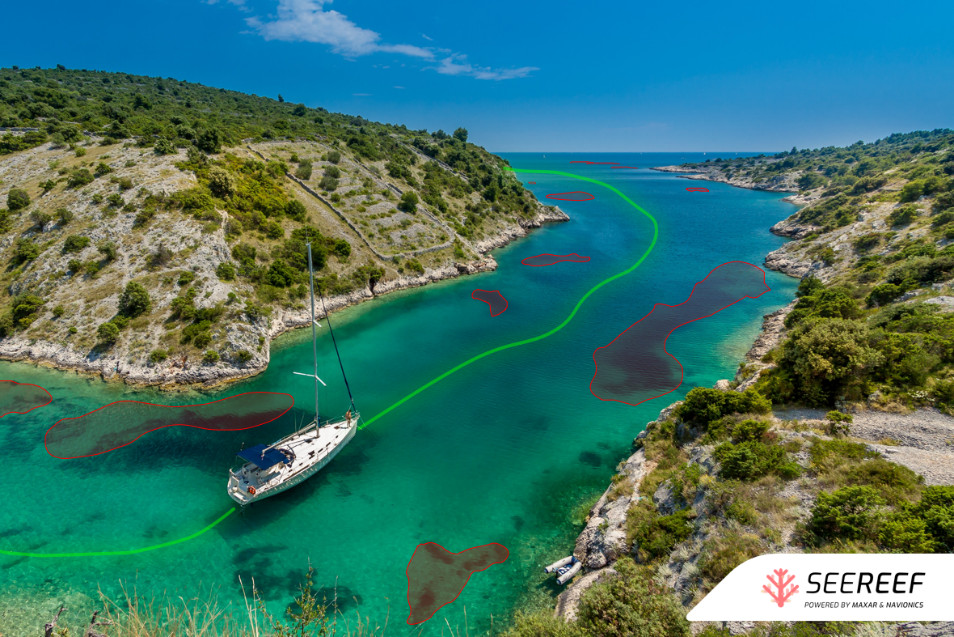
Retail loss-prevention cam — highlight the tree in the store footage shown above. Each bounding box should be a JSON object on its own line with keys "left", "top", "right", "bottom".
{"left": 30, "top": 209, "right": 52, "bottom": 230}
{"left": 453, "top": 127, "right": 468, "bottom": 143}
{"left": 285, "top": 199, "right": 307, "bottom": 221}
{"left": 97, "top": 321, "right": 120, "bottom": 345}
{"left": 7, "top": 188, "right": 30, "bottom": 211}
{"left": 12, "top": 238, "right": 40, "bottom": 264}
{"left": 118, "top": 281, "right": 151, "bottom": 317}
{"left": 208, "top": 165, "right": 236, "bottom": 197}
{"left": 398, "top": 191, "right": 419, "bottom": 213}
{"left": 776, "top": 318, "right": 883, "bottom": 405}
{"left": 196, "top": 128, "right": 221, "bottom": 154}
{"left": 62, "top": 235, "right": 91, "bottom": 253}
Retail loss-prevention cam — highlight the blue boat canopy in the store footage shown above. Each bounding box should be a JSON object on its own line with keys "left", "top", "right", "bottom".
{"left": 237, "top": 444, "right": 287, "bottom": 470}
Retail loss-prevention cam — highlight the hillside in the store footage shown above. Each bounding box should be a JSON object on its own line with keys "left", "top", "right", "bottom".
{"left": 0, "top": 67, "right": 565, "bottom": 385}
{"left": 503, "top": 130, "right": 954, "bottom": 637}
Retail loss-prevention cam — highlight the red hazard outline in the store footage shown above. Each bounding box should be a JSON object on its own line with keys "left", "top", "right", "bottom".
{"left": 521, "top": 253, "right": 591, "bottom": 267}
{"left": 545, "top": 191, "right": 595, "bottom": 201}
{"left": 44, "top": 391, "right": 294, "bottom": 460}
{"left": 686, "top": 187, "right": 710, "bottom": 192}
{"left": 405, "top": 541, "right": 509, "bottom": 625}
{"left": 471, "top": 289, "right": 508, "bottom": 317}
{"left": 590, "top": 261, "right": 770, "bottom": 407}
{"left": 0, "top": 380, "right": 52, "bottom": 418}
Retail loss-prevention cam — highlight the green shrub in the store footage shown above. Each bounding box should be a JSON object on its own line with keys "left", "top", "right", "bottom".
{"left": 398, "top": 191, "right": 419, "bottom": 212}
{"left": 202, "top": 350, "right": 219, "bottom": 365}
{"left": 844, "top": 459, "right": 923, "bottom": 505}
{"left": 51, "top": 305, "right": 65, "bottom": 319}
{"left": 67, "top": 168, "right": 94, "bottom": 188}
{"left": 825, "top": 410, "right": 853, "bottom": 436}
{"left": 866, "top": 283, "right": 904, "bottom": 307}
{"left": 774, "top": 318, "right": 883, "bottom": 406}
{"left": 730, "top": 419, "right": 770, "bottom": 443}
{"left": 294, "top": 161, "right": 312, "bottom": 180}
{"left": 502, "top": 611, "right": 581, "bottom": 637}
{"left": 10, "top": 294, "right": 44, "bottom": 330}
{"left": 118, "top": 281, "right": 151, "bottom": 317}
{"left": 853, "top": 233, "right": 881, "bottom": 253}
{"left": 700, "top": 532, "right": 764, "bottom": 583}
{"left": 11, "top": 238, "right": 40, "bottom": 264}
{"left": 97, "top": 321, "right": 120, "bottom": 345}
{"left": 405, "top": 258, "right": 425, "bottom": 274}
{"left": 576, "top": 557, "right": 691, "bottom": 637}
{"left": 715, "top": 440, "right": 800, "bottom": 481}
{"left": 55, "top": 207, "right": 73, "bottom": 225}
{"left": 806, "top": 486, "right": 885, "bottom": 545}
{"left": 235, "top": 349, "right": 253, "bottom": 364}
{"left": 285, "top": 199, "right": 307, "bottom": 221}
{"left": 94, "top": 161, "right": 113, "bottom": 177}
{"left": 675, "top": 387, "right": 771, "bottom": 426}
{"left": 62, "top": 235, "right": 90, "bottom": 253}
{"left": 216, "top": 262, "right": 235, "bottom": 280}
{"left": 319, "top": 175, "right": 338, "bottom": 191}
{"left": 98, "top": 242, "right": 117, "bottom": 263}
{"left": 149, "top": 349, "right": 168, "bottom": 363}
{"left": 630, "top": 507, "right": 693, "bottom": 562}
{"left": 193, "top": 331, "right": 212, "bottom": 349}
{"left": 177, "top": 271, "right": 196, "bottom": 286}
{"left": 6, "top": 187, "right": 30, "bottom": 211}
{"left": 879, "top": 512, "right": 936, "bottom": 552}
{"left": 888, "top": 204, "right": 918, "bottom": 227}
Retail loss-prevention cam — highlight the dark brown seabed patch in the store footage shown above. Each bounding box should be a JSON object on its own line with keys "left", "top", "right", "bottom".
{"left": 45, "top": 392, "right": 294, "bottom": 459}
{"left": 472, "top": 289, "right": 508, "bottom": 317}
{"left": 405, "top": 542, "right": 509, "bottom": 625}
{"left": 0, "top": 380, "right": 52, "bottom": 419}
{"left": 590, "top": 261, "right": 770, "bottom": 406}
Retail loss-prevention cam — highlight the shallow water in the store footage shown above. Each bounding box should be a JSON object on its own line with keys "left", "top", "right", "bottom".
{"left": 0, "top": 153, "right": 798, "bottom": 634}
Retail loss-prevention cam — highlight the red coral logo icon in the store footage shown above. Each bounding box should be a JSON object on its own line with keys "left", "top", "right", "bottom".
{"left": 763, "top": 568, "right": 799, "bottom": 607}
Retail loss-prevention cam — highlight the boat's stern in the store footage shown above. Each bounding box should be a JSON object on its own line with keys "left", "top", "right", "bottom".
{"left": 227, "top": 469, "right": 254, "bottom": 505}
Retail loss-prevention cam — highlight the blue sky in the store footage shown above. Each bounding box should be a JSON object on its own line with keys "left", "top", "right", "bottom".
{"left": 1, "top": 0, "right": 952, "bottom": 152}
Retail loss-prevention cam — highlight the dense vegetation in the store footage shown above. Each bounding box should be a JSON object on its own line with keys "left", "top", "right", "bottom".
{"left": 0, "top": 67, "right": 549, "bottom": 368}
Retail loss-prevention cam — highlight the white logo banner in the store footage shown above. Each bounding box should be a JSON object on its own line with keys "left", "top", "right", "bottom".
{"left": 688, "top": 554, "right": 954, "bottom": 621}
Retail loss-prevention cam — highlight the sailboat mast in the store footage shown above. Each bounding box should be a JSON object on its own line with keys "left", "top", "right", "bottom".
{"left": 307, "top": 243, "right": 320, "bottom": 428}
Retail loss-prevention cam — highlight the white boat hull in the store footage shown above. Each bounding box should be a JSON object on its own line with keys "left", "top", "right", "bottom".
{"left": 227, "top": 414, "right": 357, "bottom": 505}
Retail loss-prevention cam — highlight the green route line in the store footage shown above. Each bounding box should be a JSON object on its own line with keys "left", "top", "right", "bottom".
{"left": 359, "top": 168, "right": 659, "bottom": 430}
{"left": 0, "top": 507, "right": 236, "bottom": 558}
{"left": 2, "top": 168, "right": 653, "bottom": 559}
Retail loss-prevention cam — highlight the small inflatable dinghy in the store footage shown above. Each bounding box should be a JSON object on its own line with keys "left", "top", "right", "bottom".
{"left": 544, "top": 555, "right": 581, "bottom": 585}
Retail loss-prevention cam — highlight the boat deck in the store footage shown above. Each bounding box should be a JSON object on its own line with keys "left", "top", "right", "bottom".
{"left": 228, "top": 417, "right": 356, "bottom": 504}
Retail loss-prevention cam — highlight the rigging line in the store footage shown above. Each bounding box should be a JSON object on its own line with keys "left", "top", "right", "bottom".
{"left": 319, "top": 287, "right": 357, "bottom": 413}
{"left": 359, "top": 167, "right": 659, "bottom": 430}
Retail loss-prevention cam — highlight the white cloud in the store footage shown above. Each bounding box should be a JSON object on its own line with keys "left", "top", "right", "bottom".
{"left": 436, "top": 54, "right": 538, "bottom": 81}
{"left": 225, "top": 1, "right": 538, "bottom": 80}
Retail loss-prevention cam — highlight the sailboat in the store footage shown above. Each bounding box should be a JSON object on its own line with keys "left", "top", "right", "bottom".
{"left": 227, "top": 243, "right": 358, "bottom": 505}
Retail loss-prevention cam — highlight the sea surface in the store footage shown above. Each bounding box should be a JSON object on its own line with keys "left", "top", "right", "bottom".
{"left": 0, "top": 153, "right": 799, "bottom": 634}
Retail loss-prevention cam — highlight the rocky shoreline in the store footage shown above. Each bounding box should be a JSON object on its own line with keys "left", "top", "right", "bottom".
{"left": 652, "top": 164, "right": 817, "bottom": 206}
{"left": 0, "top": 204, "right": 568, "bottom": 390}
{"left": 554, "top": 298, "right": 796, "bottom": 620}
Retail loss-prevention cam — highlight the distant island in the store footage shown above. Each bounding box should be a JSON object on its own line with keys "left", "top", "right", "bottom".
{"left": 0, "top": 67, "right": 566, "bottom": 387}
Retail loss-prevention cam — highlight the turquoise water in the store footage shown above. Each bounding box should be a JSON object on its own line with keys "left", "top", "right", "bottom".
{"left": 0, "top": 153, "right": 798, "bottom": 634}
